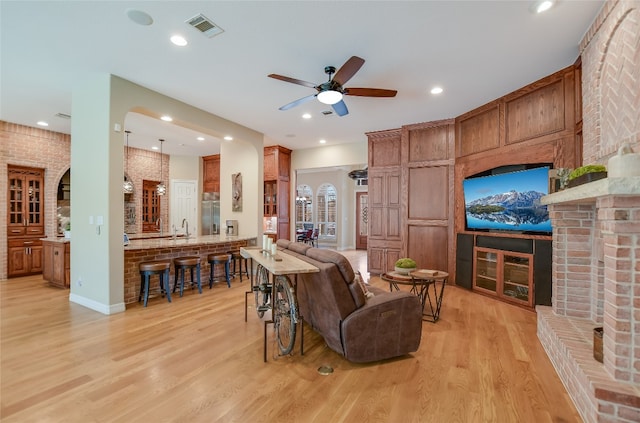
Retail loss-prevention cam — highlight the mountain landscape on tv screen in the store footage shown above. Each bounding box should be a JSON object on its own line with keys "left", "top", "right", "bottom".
{"left": 465, "top": 190, "right": 549, "bottom": 228}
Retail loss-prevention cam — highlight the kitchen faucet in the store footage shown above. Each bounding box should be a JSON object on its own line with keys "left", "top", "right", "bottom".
{"left": 182, "top": 218, "right": 190, "bottom": 239}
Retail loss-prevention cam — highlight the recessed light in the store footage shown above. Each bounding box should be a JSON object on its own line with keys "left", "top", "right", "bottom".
{"left": 532, "top": 0, "right": 554, "bottom": 13}
{"left": 160, "top": 115, "right": 173, "bottom": 122}
{"left": 37, "top": 121, "right": 49, "bottom": 127}
{"left": 151, "top": 146, "right": 159, "bottom": 150}
{"left": 319, "top": 139, "right": 326, "bottom": 144}
{"left": 224, "top": 136, "right": 233, "bottom": 141}
{"left": 170, "top": 35, "right": 188, "bottom": 46}
{"left": 197, "top": 136, "right": 205, "bottom": 141}
{"left": 302, "top": 113, "right": 311, "bottom": 119}
{"left": 430, "top": 87, "right": 443, "bottom": 95}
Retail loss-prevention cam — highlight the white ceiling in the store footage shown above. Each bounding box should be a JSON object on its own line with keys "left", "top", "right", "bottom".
{"left": 1, "top": 1, "right": 603, "bottom": 157}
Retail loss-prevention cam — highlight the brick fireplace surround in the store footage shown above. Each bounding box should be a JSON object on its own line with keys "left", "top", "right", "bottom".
{"left": 540, "top": 179, "right": 640, "bottom": 422}
{"left": 535, "top": 1, "right": 640, "bottom": 422}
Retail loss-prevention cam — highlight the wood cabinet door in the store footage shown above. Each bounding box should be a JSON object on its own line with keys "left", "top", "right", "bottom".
{"left": 29, "top": 245, "right": 43, "bottom": 273}
{"left": 142, "top": 180, "right": 161, "bottom": 232}
{"left": 202, "top": 155, "right": 220, "bottom": 192}
{"left": 52, "top": 244, "right": 65, "bottom": 285}
{"left": 7, "top": 166, "right": 44, "bottom": 237}
{"left": 42, "top": 243, "right": 53, "bottom": 281}
{"left": 8, "top": 246, "right": 28, "bottom": 277}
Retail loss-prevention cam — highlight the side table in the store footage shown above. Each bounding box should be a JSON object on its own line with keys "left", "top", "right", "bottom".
{"left": 381, "top": 269, "right": 448, "bottom": 322}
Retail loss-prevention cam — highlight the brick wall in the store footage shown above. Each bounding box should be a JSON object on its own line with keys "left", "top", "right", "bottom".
{"left": 124, "top": 240, "right": 249, "bottom": 304}
{"left": 1, "top": 120, "right": 170, "bottom": 279}
{"left": 581, "top": 0, "right": 640, "bottom": 164}
{"left": 537, "top": 1, "right": 640, "bottom": 421}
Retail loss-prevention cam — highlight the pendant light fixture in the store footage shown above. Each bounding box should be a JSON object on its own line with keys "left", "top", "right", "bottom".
{"left": 156, "top": 139, "right": 166, "bottom": 196}
{"left": 123, "top": 130, "right": 134, "bottom": 194}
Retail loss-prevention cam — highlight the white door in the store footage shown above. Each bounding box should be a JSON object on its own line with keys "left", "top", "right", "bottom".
{"left": 171, "top": 180, "right": 198, "bottom": 236}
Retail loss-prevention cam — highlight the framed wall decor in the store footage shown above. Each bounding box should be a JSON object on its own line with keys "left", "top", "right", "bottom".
{"left": 232, "top": 172, "right": 242, "bottom": 211}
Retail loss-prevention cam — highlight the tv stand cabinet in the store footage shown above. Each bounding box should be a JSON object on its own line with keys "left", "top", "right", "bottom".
{"left": 474, "top": 246, "right": 533, "bottom": 307}
{"left": 456, "top": 233, "right": 552, "bottom": 308}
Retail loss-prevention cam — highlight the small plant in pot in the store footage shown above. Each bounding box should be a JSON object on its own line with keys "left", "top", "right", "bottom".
{"left": 567, "top": 164, "right": 607, "bottom": 188}
{"left": 394, "top": 258, "right": 417, "bottom": 275}
{"left": 64, "top": 222, "right": 71, "bottom": 239}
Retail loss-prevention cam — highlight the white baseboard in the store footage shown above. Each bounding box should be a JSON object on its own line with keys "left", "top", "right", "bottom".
{"left": 69, "top": 293, "right": 126, "bottom": 315}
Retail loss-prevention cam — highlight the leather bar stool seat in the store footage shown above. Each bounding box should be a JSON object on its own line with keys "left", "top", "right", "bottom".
{"left": 227, "top": 250, "right": 249, "bottom": 282}
{"left": 173, "top": 256, "right": 202, "bottom": 297}
{"left": 208, "top": 253, "right": 231, "bottom": 288}
{"left": 138, "top": 261, "right": 172, "bottom": 307}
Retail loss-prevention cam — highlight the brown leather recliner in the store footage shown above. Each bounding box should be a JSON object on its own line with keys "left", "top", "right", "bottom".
{"left": 276, "top": 239, "right": 422, "bottom": 363}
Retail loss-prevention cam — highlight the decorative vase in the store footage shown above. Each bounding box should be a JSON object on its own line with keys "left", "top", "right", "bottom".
{"left": 394, "top": 266, "right": 416, "bottom": 275}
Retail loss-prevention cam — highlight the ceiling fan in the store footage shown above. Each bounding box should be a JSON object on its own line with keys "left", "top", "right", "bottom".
{"left": 268, "top": 56, "right": 397, "bottom": 117}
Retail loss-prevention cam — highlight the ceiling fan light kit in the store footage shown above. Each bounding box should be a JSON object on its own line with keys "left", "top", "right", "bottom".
{"left": 268, "top": 56, "right": 397, "bottom": 117}
{"left": 317, "top": 90, "right": 343, "bottom": 105}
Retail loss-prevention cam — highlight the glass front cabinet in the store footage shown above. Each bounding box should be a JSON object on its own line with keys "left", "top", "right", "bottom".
{"left": 473, "top": 246, "right": 534, "bottom": 307}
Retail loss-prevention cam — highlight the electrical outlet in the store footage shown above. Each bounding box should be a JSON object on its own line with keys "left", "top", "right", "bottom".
{"left": 76, "top": 278, "right": 83, "bottom": 287}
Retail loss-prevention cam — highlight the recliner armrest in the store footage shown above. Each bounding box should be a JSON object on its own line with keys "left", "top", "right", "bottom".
{"left": 340, "top": 291, "right": 422, "bottom": 363}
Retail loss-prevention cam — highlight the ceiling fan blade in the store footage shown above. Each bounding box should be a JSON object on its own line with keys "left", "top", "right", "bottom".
{"left": 332, "top": 56, "right": 365, "bottom": 86}
{"left": 268, "top": 73, "right": 317, "bottom": 89}
{"left": 344, "top": 88, "right": 397, "bottom": 97}
{"left": 331, "top": 100, "right": 349, "bottom": 116}
{"left": 279, "top": 94, "right": 317, "bottom": 111}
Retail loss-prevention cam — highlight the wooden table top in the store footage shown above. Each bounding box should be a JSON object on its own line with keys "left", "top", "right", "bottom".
{"left": 240, "top": 247, "right": 319, "bottom": 276}
{"left": 381, "top": 269, "right": 449, "bottom": 285}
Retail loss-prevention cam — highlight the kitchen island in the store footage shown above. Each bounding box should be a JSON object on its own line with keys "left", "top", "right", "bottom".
{"left": 124, "top": 234, "right": 256, "bottom": 305}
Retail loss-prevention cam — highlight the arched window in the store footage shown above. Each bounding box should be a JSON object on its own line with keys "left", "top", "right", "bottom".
{"left": 316, "top": 183, "right": 337, "bottom": 239}
{"left": 295, "top": 184, "right": 313, "bottom": 230}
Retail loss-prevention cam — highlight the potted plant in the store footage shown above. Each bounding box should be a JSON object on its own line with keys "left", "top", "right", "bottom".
{"left": 64, "top": 222, "right": 71, "bottom": 239}
{"left": 394, "top": 257, "right": 417, "bottom": 275}
{"left": 567, "top": 164, "right": 607, "bottom": 188}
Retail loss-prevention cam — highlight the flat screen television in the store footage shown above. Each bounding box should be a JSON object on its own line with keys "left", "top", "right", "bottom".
{"left": 462, "top": 165, "right": 552, "bottom": 234}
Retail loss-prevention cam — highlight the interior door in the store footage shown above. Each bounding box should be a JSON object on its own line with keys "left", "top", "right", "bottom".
{"left": 171, "top": 180, "right": 197, "bottom": 236}
{"left": 356, "top": 192, "right": 368, "bottom": 250}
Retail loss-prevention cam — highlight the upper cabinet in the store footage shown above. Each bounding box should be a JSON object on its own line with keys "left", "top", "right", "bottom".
{"left": 264, "top": 146, "right": 291, "bottom": 240}
{"left": 7, "top": 165, "right": 45, "bottom": 237}
{"left": 203, "top": 154, "right": 220, "bottom": 193}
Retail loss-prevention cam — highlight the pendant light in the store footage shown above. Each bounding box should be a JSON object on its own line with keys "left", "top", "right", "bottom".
{"left": 156, "top": 139, "right": 166, "bottom": 195}
{"left": 123, "top": 130, "right": 134, "bottom": 194}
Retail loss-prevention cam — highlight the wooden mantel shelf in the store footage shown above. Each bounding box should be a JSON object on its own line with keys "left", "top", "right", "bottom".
{"left": 542, "top": 177, "right": 640, "bottom": 206}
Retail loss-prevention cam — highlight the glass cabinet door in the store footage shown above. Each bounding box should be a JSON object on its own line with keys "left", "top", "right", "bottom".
{"left": 502, "top": 254, "right": 531, "bottom": 303}
{"left": 475, "top": 250, "right": 497, "bottom": 293}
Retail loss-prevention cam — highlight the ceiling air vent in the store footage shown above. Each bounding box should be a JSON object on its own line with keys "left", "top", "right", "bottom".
{"left": 322, "top": 110, "right": 333, "bottom": 115}
{"left": 186, "top": 14, "right": 224, "bottom": 38}
{"left": 55, "top": 113, "right": 71, "bottom": 119}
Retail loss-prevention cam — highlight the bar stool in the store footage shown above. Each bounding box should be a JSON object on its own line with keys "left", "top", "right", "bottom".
{"left": 173, "top": 256, "right": 202, "bottom": 297}
{"left": 208, "top": 253, "right": 231, "bottom": 288}
{"left": 138, "top": 261, "right": 172, "bottom": 307}
{"left": 227, "top": 249, "right": 249, "bottom": 282}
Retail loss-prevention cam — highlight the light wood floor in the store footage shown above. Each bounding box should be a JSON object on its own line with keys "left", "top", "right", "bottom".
{"left": 1, "top": 250, "right": 581, "bottom": 422}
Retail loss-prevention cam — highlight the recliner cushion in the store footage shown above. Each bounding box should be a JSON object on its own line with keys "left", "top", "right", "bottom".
{"left": 287, "top": 242, "right": 312, "bottom": 255}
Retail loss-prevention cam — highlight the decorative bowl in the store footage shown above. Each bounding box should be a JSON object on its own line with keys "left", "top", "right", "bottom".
{"left": 394, "top": 266, "right": 416, "bottom": 275}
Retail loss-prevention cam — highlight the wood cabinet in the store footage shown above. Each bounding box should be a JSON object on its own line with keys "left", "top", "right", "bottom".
{"left": 263, "top": 146, "right": 291, "bottom": 241}
{"left": 43, "top": 240, "right": 70, "bottom": 288}
{"left": 264, "top": 181, "right": 277, "bottom": 216}
{"left": 142, "top": 180, "right": 161, "bottom": 233}
{"left": 8, "top": 238, "right": 43, "bottom": 277}
{"left": 7, "top": 165, "right": 45, "bottom": 278}
{"left": 7, "top": 165, "right": 45, "bottom": 237}
{"left": 367, "top": 122, "right": 455, "bottom": 276}
{"left": 367, "top": 129, "right": 403, "bottom": 274}
{"left": 203, "top": 154, "right": 220, "bottom": 193}
{"left": 473, "top": 246, "right": 533, "bottom": 308}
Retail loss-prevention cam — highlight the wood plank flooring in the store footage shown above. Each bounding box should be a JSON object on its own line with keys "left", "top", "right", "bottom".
{"left": 1, "top": 252, "right": 581, "bottom": 422}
